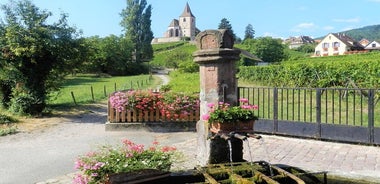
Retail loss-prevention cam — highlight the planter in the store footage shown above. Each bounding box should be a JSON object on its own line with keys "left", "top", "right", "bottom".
{"left": 209, "top": 120, "right": 255, "bottom": 133}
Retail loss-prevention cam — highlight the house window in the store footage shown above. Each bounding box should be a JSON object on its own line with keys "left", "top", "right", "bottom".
{"left": 372, "top": 43, "right": 376, "bottom": 47}
{"left": 183, "top": 18, "right": 186, "bottom": 22}
{"left": 333, "top": 42, "right": 340, "bottom": 48}
{"left": 322, "top": 43, "right": 329, "bottom": 48}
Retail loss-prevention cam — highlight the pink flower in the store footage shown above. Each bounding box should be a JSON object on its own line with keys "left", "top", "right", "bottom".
{"left": 202, "top": 114, "right": 210, "bottom": 120}
{"left": 239, "top": 98, "right": 249, "bottom": 103}
{"left": 207, "top": 103, "right": 215, "bottom": 108}
{"left": 74, "top": 159, "right": 84, "bottom": 169}
{"left": 73, "top": 174, "right": 89, "bottom": 184}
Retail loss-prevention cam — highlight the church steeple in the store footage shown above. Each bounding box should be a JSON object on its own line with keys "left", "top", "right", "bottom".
{"left": 180, "top": 2, "right": 195, "bottom": 17}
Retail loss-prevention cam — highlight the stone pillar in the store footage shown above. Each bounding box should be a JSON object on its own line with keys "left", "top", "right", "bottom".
{"left": 193, "top": 30, "right": 241, "bottom": 165}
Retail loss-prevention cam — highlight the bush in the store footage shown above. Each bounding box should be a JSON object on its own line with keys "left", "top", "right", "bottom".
{"left": 9, "top": 92, "right": 44, "bottom": 115}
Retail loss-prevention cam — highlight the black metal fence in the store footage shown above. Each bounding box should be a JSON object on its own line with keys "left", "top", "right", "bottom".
{"left": 238, "top": 87, "right": 380, "bottom": 145}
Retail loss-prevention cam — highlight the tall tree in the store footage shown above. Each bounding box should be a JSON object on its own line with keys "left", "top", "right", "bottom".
{"left": 244, "top": 24, "right": 255, "bottom": 40}
{"left": 120, "top": 0, "right": 153, "bottom": 63}
{"left": 0, "top": 0, "right": 82, "bottom": 114}
{"left": 218, "top": 18, "right": 236, "bottom": 41}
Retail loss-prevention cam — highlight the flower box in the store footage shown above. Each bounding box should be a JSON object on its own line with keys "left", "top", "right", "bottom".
{"left": 209, "top": 120, "right": 255, "bottom": 134}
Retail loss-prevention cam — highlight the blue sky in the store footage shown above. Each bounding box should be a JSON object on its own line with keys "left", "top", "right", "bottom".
{"left": 3, "top": 0, "right": 380, "bottom": 39}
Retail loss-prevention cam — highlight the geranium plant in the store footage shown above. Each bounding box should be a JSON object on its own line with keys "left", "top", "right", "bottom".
{"left": 109, "top": 90, "right": 199, "bottom": 120}
{"left": 202, "top": 98, "right": 259, "bottom": 124}
{"left": 73, "top": 139, "right": 179, "bottom": 184}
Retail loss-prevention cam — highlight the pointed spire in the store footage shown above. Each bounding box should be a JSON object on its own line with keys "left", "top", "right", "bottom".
{"left": 180, "top": 2, "right": 195, "bottom": 17}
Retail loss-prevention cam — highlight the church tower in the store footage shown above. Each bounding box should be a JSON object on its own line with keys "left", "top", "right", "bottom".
{"left": 179, "top": 2, "right": 196, "bottom": 40}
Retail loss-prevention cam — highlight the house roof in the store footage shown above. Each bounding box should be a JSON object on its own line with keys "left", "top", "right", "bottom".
{"left": 180, "top": 2, "right": 195, "bottom": 17}
{"left": 235, "top": 48, "right": 263, "bottom": 62}
{"left": 284, "top": 36, "right": 315, "bottom": 44}
{"left": 332, "top": 33, "right": 363, "bottom": 49}
{"left": 168, "top": 19, "right": 179, "bottom": 27}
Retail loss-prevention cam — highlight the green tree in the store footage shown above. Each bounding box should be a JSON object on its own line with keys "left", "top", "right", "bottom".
{"left": 218, "top": 18, "right": 236, "bottom": 41}
{"left": 244, "top": 24, "right": 255, "bottom": 40}
{"left": 0, "top": 0, "right": 82, "bottom": 114}
{"left": 243, "top": 37, "right": 286, "bottom": 63}
{"left": 120, "top": 0, "right": 153, "bottom": 63}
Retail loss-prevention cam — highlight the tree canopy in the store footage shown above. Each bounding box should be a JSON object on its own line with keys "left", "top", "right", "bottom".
{"left": 242, "top": 37, "right": 286, "bottom": 63}
{"left": 0, "top": 0, "right": 83, "bottom": 114}
{"left": 244, "top": 24, "right": 255, "bottom": 40}
{"left": 218, "top": 18, "right": 236, "bottom": 41}
{"left": 120, "top": 0, "right": 153, "bottom": 63}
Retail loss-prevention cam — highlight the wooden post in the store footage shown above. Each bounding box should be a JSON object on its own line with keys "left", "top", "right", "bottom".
{"left": 91, "top": 86, "right": 94, "bottom": 101}
{"left": 71, "top": 91, "right": 77, "bottom": 105}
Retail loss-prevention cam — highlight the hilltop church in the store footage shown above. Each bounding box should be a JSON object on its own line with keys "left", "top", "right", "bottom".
{"left": 152, "top": 3, "right": 199, "bottom": 43}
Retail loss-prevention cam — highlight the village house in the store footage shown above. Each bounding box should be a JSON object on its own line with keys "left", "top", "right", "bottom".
{"left": 314, "top": 33, "right": 364, "bottom": 57}
{"left": 364, "top": 40, "right": 380, "bottom": 51}
{"left": 151, "top": 3, "right": 199, "bottom": 44}
{"left": 283, "top": 36, "right": 315, "bottom": 49}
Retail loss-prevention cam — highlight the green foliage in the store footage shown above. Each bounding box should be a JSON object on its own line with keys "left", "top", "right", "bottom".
{"left": 218, "top": 18, "right": 236, "bottom": 41}
{"left": 244, "top": 24, "right": 255, "bottom": 40}
{"left": 0, "top": 126, "right": 17, "bottom": 136}
{"left": 152, "top": 41, "right": 186, "bottom": 52}
{"left": 83, "top": 35, "right": 139, "bottom": 75}
{"left": 120, "top": 0, "right": 153, "bottom": 62}
{"left": 0, "top": 113, "right": 17, "bottom": 124}
{"left": 340, "top": 24, "right": 380, "bottom": 41}
{"left": 204, "top": 101, "right": 258, "bottom": 124}
{"left": 8, "top": 92, "right": 43, "bottom": 115}
{"left": 242, "top": 37, "right": 286, "bottom": 63}
{"left": 238, "top": 52, "right": 380, "bottom": 88}
{"left": 0, "top": 0, "right": 83, "bottom": 115}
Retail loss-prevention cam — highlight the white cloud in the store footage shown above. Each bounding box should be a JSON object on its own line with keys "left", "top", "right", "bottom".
{"left": 323, "top": 26, "right": 334, "bottom": 30}
{"left": 291, "top": 22, "right": 317, "bottom": 32}
{"left": 262, "top": 32, "right": 283, "bottom": 39}
{"left": 332, "top": 17, "right": 360, "bottom": 23}
{"left": 341, "top": 27, "right": 354, "bottom": 31}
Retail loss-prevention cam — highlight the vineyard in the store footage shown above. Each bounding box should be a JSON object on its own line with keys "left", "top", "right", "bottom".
{"left": 238, "top": 52, "right": 380, "bottom": 89}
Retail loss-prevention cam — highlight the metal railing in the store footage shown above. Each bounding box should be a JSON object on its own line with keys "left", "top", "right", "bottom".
{"left": 238, "top": 87, "right": 380, "bottom": 145}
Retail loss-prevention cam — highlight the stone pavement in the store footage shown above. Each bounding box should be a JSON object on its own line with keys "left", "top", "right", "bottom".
{"left": 35, "top": 133, "right": 380, "bottom": 184}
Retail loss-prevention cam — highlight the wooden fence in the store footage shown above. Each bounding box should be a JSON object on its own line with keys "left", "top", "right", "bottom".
{"left": 108, "top": 104, "right": 200, "bottom": 123}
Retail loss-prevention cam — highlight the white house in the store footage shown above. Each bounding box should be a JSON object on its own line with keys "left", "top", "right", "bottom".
{"left": 314, "top": 33, "right": 364, "bottom": 57}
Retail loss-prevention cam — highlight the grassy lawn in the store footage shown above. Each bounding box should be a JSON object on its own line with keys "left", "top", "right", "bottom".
{"left": 48, "top": 74, "right": 160, "bottom": 106}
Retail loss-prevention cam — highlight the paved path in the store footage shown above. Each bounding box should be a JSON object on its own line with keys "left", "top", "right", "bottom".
{"left": 35, "top": 131, "right": 380, "bottom": 183}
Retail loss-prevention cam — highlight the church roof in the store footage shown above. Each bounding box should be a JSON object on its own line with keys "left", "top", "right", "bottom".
{"left": 168, "top": 19, "right": 179, "bottom": 27}
{"left": 180, "top": 2, "right": 195, "bottom": 17}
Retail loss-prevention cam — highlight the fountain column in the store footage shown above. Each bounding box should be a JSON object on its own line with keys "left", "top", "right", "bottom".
{"left": 193, "top": 30, "right": 241, "bottom": 165}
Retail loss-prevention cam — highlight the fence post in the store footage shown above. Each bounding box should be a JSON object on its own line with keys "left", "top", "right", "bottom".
{"left": 273, "top": 88, "right": 278, "bottom": 133}
{"left": 91, "top": 86, "right": 94, "bottom": 101}
{"left": 104, "top": 85, "right": 107, "bottom": 97}
{"left": 368, "top": 89, "right": 375, "bottom": 144}
{"left": 316, "top": 88, "right": 322, "bottom": 139}
{"left": 114, "top": 83, "right": 117, "bottom": 92}
{"left": 71, "top": 91, "right": 77, "bottom": 105}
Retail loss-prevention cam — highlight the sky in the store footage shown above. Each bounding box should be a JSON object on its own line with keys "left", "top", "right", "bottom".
{"left": 1, "top": 0, "right": 380, "bottom": 39}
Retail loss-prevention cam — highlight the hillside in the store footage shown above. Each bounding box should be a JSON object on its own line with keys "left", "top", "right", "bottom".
{"left": 317, "top": 24, "right": 380, "bottom": 41}
{"left": 341, "top": 24, "right": 380, "bottom": 41}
